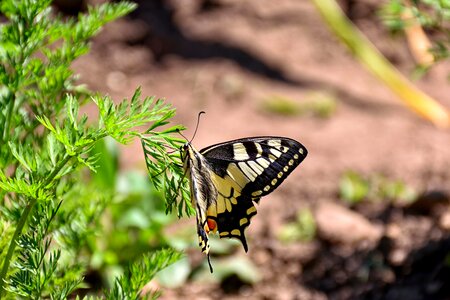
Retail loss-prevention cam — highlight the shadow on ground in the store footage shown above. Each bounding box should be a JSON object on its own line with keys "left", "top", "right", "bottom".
{"left": 301, "top": 203, "right": 450, "bottom": 300}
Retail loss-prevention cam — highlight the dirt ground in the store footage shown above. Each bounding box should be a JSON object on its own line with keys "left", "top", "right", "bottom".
{"left": 73, "top": 0, "right": 450, "bottom": 299}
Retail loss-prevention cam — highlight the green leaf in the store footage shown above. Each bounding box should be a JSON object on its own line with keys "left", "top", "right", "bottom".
{"left": 0, "top": 171, "right": 39, "bottom": 199}
{"left": 117, "top": 209, "right": 150, "bottom": 229}
{"left": 8, "top": 142, "right": 36, "bottom": 173}
{"left": 339, "top": 171, "right": 370, "bottom": 204}
{"left": 155, "top": 257, "right": 191, "bottom": 288}
{"left": 278, "top": 208, "right": 316, "bottom": 243}
{"left": 260, "top": 92, "right": 337, "bottom": 118}
{"left": 194, "top": 256, "right": 262, "bottom": 285}
{"left": 141, "top": 135, "right": 191, "bottom": 217}
{"left": 90, "top": 137, "right": 118, "bottom": 190}
{"left": 106, "top": 249, "right": 183, "bottom": 299}
{"left": 46, "top": 134, "right": 58, "bottom": 167}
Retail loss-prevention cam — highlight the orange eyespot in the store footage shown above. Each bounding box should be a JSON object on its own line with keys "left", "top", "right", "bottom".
{"left": 207, "top": 219, "right": 217, "bottom": 232}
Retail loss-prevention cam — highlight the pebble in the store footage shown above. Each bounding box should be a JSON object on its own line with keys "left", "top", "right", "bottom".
{"left": 314, "top": 201, "right": 383, "bottom": 246}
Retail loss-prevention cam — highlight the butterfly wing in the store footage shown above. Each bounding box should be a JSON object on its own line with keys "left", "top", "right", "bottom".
{"left": 200, "top": 137, "right": 308, "bottom": 251}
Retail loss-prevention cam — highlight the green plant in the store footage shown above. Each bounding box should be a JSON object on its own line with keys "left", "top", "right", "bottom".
{"left": 380, "top": 0, "right": 450, "bottom": 63}
{"left": 312, "top": 0, "right": 449, "bottom": 128}
{"left": 278, "top": 208, "right": 316, "bottom": 243}
{"left": 106, "top": 249, "right": 182, "bottom": 300}
{"left": 339, "top": 171, "right": 417, "bottom": 205}
{"left": 339, "top": 171, "right": 371, "bottom": 204}
{"left": 260, "top": 92, "right": 337, "bottom": 118}
{"left": 0, "top": 0, "right": 189, "bottom": 298}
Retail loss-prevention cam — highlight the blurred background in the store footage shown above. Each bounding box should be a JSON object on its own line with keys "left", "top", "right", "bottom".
{"left": 63, "top": 0, "right": 450, "bottom": 299}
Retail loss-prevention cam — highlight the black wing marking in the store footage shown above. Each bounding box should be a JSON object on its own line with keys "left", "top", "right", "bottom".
{"left": 207, "top": 194, "right": 258, "bottom": 252}
{"left": 201, "top": 137, "right": 307, "bottom": 196}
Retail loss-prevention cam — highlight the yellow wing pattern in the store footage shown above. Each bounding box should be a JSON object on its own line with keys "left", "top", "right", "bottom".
{"left": 200, "top": 137, "right": 308, "bottom": 251}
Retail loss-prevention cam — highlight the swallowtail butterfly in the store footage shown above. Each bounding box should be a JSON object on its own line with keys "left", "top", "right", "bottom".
{"left": 181, "top": 135, "right": 307, "bottom": 272}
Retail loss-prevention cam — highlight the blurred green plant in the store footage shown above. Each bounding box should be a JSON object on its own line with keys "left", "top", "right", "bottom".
{"left": 85, "top": 142, "right": 181, "bottom": 289}
{"left": 278, "top": 208, "right": 317, "bottom": 243}
{"left": 380, "top": 0, "right": 450, "bottom": 65}
{"left": 193, "top": 256, "right": 261, "bottom": 285}
{"left": 0, "top": 0, "right": 189, "bottom": 298}
{"left": 339, "top": 171, "right": 417, "bottom": 205}
{"left": 105, "top": 249, "right": 182, "bottom": 299}
{"left": 312, "top": 0, "right": 450, "bottom": 128}
{"left": 261, "top": 91, "right": 337, "bottom": 118}
{"left": 155, "top": 224, "right": 249, "bottom": 287}
{"left": 339, "top": 171, "right": 371, "bottom": 204}
{"left": 155, "top": 257, "right": 191, "bottom": 289}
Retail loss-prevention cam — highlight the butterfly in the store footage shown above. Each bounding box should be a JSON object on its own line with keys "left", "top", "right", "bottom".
{"left": 181, "top": 135, "right": 308, "bottom": 272}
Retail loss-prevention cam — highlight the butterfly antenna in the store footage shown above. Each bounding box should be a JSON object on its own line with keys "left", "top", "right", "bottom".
{"left": 176, "top": 111, "right": 205, "bottom": 143}
{"left": 176, "top": 128, "right": 189, "bottom": 141}
{"left": 190, "top": 111, "right": 205, "bottom": 143}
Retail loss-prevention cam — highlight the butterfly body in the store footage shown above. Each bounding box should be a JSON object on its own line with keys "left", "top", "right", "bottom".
{"left": 182, "top": 142, "right": 217, "bottom": 256}
{"left": 181, "top": 137, "right": 307, "bottom": 272}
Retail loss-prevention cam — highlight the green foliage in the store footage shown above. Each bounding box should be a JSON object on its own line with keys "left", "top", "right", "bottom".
{"left": 260, "top": 95, "right": 301, "bottom": 116}
{"left": 339, "top": 171, "right": 371, "bottom": 204}
{"left": 339, "top": 171, "right": 417, "bottom": 205}
{"left": 154, "top": 228, "right": 251, "bottom": 286}
{"left": 105, "top": 249, "right": 182, "bottom": 300}
{"left": 0, "top": 0, "right": 188, "bottom": 298}
{"left": 193, "top": 256, "right": 261, "bottom": 285}
{"left": 155, "top": 257, "right": 191, "bottom": 289}
{"left": 142, "top": 125, "right": 192, "bottom": 217}
{"left": 380, "top": 0, "right": 450, "bottom": 64}
{"left": 278, "top": 208, "right": 317, "bottom": 243}
{"left": 260, "top": 92, "right": 337, "bottom": 118}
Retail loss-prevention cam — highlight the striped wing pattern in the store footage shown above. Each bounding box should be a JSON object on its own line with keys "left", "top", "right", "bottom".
{"left": 200, "top": 137, "right": 307, "bottom": 251}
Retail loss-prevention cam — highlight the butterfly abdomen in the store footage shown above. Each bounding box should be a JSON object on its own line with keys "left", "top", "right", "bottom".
{"left": 183, "top": 143, "right": 218, "bottom": 258}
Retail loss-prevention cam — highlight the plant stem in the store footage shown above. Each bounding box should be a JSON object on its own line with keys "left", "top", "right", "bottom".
{"left": 0, "top": 154, "right": 71, "bottom": 296}
{"left": 2, "top": 91, "right": 16, "bottom": 144}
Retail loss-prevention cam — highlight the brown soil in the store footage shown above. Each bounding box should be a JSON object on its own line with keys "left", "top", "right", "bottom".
{"left": 73, "top": 0, "right": 450, "bottom": 299}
